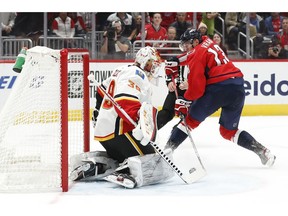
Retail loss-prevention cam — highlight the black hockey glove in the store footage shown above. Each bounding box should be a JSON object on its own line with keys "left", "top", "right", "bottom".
{"left": 92, "top": 109, "right": 99, "bottom": 128}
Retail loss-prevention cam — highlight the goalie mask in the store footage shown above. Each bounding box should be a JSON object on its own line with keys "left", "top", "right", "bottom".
{"left": 135, "top": 46, "right": 162, "bottom": 83}
{"left": 179, "top": 29, "right": 202, "bottom": 52}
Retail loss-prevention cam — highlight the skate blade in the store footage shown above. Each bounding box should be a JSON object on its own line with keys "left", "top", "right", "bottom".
{"left": 266, "top": 155, "right": 276, "bottom": 167}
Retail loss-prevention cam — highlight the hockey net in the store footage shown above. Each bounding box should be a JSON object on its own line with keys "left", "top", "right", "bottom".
{"left": 0, "top": 46, "right": 90, "bottom": 192}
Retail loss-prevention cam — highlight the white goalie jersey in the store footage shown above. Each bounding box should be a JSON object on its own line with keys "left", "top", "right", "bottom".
{"left": 94, "top": 64, "right": 153, "bottom": 141}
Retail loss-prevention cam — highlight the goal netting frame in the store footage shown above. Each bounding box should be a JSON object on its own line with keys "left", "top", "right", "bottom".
{"left": 0, "top": 46, "right": 90, "bottom": 192}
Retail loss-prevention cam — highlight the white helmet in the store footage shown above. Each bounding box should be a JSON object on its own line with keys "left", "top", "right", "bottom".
{"left": 135, "top": 46, "right": 162, "bottom": 78}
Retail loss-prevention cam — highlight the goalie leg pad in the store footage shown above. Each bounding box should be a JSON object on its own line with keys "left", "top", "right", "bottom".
{"left": 69, "top": 151, "right": 119, "bottom": 181}
{"left": 127, "top": 152, "right": 175, "bottom": 187}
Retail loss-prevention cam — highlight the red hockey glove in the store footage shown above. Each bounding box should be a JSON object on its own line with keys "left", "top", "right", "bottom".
{"left": 165, "top": 57, "right": 179, "bottom": 74}
{"left": 165, "top": 65, "right": 178, "bottom": 77}
{"left": 174, "top": 97, "right": 192, "bottom": 117}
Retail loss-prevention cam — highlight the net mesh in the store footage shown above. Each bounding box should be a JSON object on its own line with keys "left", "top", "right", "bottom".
{"left": 0, "top": 46, "right": 88, "bottom": 192}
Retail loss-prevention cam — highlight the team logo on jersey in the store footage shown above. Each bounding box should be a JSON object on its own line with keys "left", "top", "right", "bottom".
{"left": 135, "top": 70, "right": 145, "bottom": 80}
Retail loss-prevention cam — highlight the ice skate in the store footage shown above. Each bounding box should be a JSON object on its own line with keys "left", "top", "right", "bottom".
{"left": 257, "top": 148, "right": 276, "bottom": 167}
{"left": 70, "top": 161, "right": 97, "bottom": 181}
{"left": 251, "top": 140, "right": 276, "bottom": 167}
{"left": 104, "top": 172, "right": 136, "bottom": 189}
{"left": 237, "top": 131, "right": 276, "bottom": 167}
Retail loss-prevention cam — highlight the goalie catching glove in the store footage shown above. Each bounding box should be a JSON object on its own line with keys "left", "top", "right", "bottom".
{"left": 175, "top": 96, "right": 192, "bottom": 117}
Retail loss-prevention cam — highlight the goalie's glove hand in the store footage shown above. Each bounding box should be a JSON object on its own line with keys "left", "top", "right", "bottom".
{"left": 175, "top": 96, "right": 192, "bottom": 117}
{"left": 132, "top": 123, "right": 150, "bottom": 146}
{"left": 92, "top": 109, "right": 99, "bottom": 128}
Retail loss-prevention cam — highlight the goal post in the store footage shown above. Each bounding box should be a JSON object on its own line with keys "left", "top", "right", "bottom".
{"left": 0, "top": 46, "right": 90, "bottom": 192}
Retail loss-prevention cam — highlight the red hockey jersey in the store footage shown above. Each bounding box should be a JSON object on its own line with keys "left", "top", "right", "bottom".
{"left": 184, "top": 36, "right": 243, "bottom": 101}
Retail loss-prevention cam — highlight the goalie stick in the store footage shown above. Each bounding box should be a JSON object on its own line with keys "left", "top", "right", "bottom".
{"left": 88, "top": 74, "right": 203, "bottom": 184}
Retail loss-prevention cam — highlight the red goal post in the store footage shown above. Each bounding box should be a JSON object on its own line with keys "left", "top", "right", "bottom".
{"left": 60, "top": 48, "right": 90, "bottom": 191}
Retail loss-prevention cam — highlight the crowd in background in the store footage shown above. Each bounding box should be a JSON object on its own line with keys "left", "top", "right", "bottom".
{"left": 1, "top": 12, "right": 288, "bottom": 59}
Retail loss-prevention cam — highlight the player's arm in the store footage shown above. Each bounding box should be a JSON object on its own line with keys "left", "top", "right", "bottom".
{"left": 184, "top": 56, "right": 206, "bottom": 101}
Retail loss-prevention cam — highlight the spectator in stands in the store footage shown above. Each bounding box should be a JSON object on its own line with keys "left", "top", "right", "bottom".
{"left": 225, "top": 12, "right": 245, "bottom": 50}
{"left": 52, "top": 12, "right": 76, "bottom": 48}
{"left": 132, "top": 14, "right": 143, "bottom": 43}
{"left": 264, "top": 13, "right": 283, "bottom": 37}
{"left": 161, "top": 26, "right": 179, "bottom": 59}
{"left": 275, "top": 17, "right": 288, "bottom": 56}
{"left": 100, "top": 20, "right": 131, "bottom": 60}
{"left": 267, "top": 36, "right": 287, "bottom": 59}
{"left": 166, "top": 26, "right": 177, "bottom": 41}
{"left": 68, "top": 12, "right": 90, "bottom": 36}
{"left": 213, "top": 32, "right": 228, "bottom": 56}
{"left": 198, "top": 22, "right": 208, "bottom": 36}
{"left": 78, "top": 12, "right": 93, "bottom": 31}
{"left": 136, "top": 13, "right": 167, "bottom": 47}
{"left": 132, "top": 12, "right": 151, "bottom": 25}
{"left": 106, "top": 12, "right": 137, "bottom": 41}
{"left": 160, "top": 12, "right": 176, "bottom": 29}
{"left": 13, "top": 13, "right": 44, "bottom": 44}
{"left": 240, "top": 13, "right": 265, "bottom": 56}
{"left": 47, "top": 13, "right": 59, "bottom": 35}
{"left": 132, "top": 13, "right": 152, "bottom": 44}
{"left": 0, "top": 12, "right": 16, "bottom": 36}
{"left": 52, "top": 12, "right": 75, "bottom": 38}
{"left": 201, "top": 12, "right": 221, "bottom": 39}
{"left": 170, "top": 12, "right": 193, "bottom": 40}
{"left": 241, "top": 13, "right": 264, "bottom": 37}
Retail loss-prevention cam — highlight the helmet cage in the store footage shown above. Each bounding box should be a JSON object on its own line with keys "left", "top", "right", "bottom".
{"left": 135, "top": 46, "right": 162, "bottom": 78}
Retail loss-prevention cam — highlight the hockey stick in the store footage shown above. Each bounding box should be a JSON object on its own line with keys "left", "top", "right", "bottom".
{"left": 88, "top": 74, "right": 201, "bottom": 184}
{"left": 180, "top": 114, "right": 206, "bottom": 171}
{"left": 171, "top": 75, "right": 207, "bottom": 172}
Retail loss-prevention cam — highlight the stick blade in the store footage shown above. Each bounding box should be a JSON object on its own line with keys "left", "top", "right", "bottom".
{"left": 182, "top": 167, "right": 206, "bottom": 184}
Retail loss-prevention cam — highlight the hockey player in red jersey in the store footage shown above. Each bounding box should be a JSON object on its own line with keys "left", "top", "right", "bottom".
{"left": 164, "top": 29, "right": 276, "bottom": 167}
{"left": 70, "top": 46, "right": 174, "bottom": 188}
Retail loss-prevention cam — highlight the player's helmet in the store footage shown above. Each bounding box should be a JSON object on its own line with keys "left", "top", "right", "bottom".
{"left": 179, "top": 29, "right": 202, "bottom": 51}
{"left": 135, "top": 46, "right": 162, "bottom": 78}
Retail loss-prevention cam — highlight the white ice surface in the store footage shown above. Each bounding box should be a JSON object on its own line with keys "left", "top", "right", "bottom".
{"left": 1, "top": 116, "right": 287, "bottom": 216}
